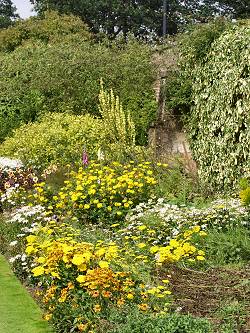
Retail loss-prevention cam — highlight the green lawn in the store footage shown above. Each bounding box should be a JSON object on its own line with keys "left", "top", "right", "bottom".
{"left": 0, "top": 255, "right": 53, "bottom": 333}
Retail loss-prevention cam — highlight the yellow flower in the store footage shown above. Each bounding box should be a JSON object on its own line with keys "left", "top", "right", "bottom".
{"left": 44, "top": 313, "right": 52, "bottom": 321}
{"left": 196, "top": 255, "right": 205, "bottom": 261}
{"left": 84, "top": 204, "right": 90, "bottom": 209}
{"left": 77, "top": 323, "right": 88, "bottom": 331}
{"left": 72, "top": 254, "right": 85, "bottom": 266}
{"left": 162, "top": 279, "right": 169, "bottom": 284}
{"left": 199, "top": 231, "right": 207, "bottom": 236}
{"left": 32, "top": 266, "right": 45, "bottom": 277}
{"left": 26, "top": 235, "right": 37, "bottom": 243}
{"left": 97, "top": 203, "right": 103, "bottom": 208}
{"left": 138, "top": 225, "right": 147, "bottom": 231}
{"left": 88, "top": 189, "right": 96, "bottom": 195}
{"left": 76, "top": 275, "right": 86, "bottom": 283}
{"left": 169, "top": 239, "right": 179, "bottom": 248}
{"left": 126, "top": 293, "right": 134, "bottom": 299}
{"left": 138, "top": 303, "right": 149, "bottom": 311}
{"left": 137, "top": 243, "right": 146, "bottom": 249}
{"left": 26, "top": 245, "right": 35, "bottom": 255}
{"left": 93, "top": 304, "right": 101, "bottom": 313}
{"left": 192, "top": 226, "right": 201, "bottom": 233}
{"left": 98, "top": 261, "right": 109, "bottom": 268}
{"left": 150, "top": 246, "right": 159, "bottom": 253}
{"left": 37, "top": 257, "right": 46, "bottom": 264}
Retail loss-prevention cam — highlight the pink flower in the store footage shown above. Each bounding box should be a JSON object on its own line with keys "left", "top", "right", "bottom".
{"left": 82, "top": 149, "right": 89, "bottom": 166}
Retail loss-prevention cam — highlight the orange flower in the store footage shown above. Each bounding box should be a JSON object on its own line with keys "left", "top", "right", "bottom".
{"left": 102, "top": 290, "right": 112, "bottom": 298}
{"left": 117, "top": 298, "right": 125, "bottom": 306}
{"left": 90, "top": 290, "right": 100, "bottom": 298}
{"left": 138, "top": 303, "right": 149, "bottom": 311}
{"left": 77, "top": 323, "right": 88, "bottom": 331}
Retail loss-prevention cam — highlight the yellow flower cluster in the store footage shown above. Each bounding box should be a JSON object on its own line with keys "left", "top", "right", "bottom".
{"left": 51, "top": 161, "right": 159, "bottom": 223}
{"left": 150, "top": 226, "right": 206, "bottom": 265}
{"left": 25, "top": 220, "right": 172, "bottom": 330}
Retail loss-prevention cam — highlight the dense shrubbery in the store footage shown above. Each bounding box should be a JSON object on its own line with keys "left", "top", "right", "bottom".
{"left": 0, "top": 22, "right": 156, "bottom": 144}
{"left": 0, "top": 113, "right": 105, "bottom": 169}
{"left": 164, "top": 18, "right": 233, "bottom": 114}
{"left": 0, "top": 11, "right": 91, "bottom": 53}
{"left": 188, "top": 23, "right": 250, "bottom": 190}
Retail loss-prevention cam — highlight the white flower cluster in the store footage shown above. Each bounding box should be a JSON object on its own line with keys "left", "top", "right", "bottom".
{"left": 0, "top": 157, "right": 23, "bottom": 169}
{"left": 8, "top": 205, "right": 45, "bottom": 224}
{"left": 7, "top": 205, "right": 49, "bottom": 275}
{"left": 126, "top": 198, "right": 249, "bottom": 230}
{"left": 0, "top": 185, "right": 20, "bottom": 204}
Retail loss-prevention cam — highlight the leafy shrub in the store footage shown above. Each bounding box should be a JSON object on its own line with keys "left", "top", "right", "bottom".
{"left": 108, "top": 309, "right": 213, "bottom": 333}
{"left": 165, "top": 18, "right": 233, "bottom": 114}
{"left": 0, "top": 11, "right": 91, "bottom": 52}
{"left": 0, "top": 35, "right": 156, "bottom": 144}
{"left": 202, "top": 227, "right": 250, "bottom": 265}
{"left": 188, "top": 23, "right": 250, "bottom": 190}
{"left": 0, "top": 113, "right": 105, "bottom": 169}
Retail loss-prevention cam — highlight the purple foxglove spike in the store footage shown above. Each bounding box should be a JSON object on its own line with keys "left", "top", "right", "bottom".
{"left": 82, "top": 150, "right": 89, "bottom": 166}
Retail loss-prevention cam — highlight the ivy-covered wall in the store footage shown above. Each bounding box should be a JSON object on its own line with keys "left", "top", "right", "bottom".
{"left": 188, "top": 23, "right": 250, "bottom": 191}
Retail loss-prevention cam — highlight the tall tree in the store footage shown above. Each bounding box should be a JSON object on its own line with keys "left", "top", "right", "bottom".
{"left": 0, "top": 0, "right": 19, "bottom": 29}
{"left": 217, "top": 0, "right": 250, "bottom": 18}
{"left": 30, "top": 0, "right": 250, "bottom": 38}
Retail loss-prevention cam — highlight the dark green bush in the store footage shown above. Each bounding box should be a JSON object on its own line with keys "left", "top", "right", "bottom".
{"left": 0, "top": 11, "right": 91, "bottom": 52}
{"left": 0, "top": 36, "right": 156, "bottom": 144}
{"left": 165, "top": 18, "right": 233, "bottom": 114}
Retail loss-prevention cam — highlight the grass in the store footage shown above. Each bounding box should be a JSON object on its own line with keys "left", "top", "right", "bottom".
{"left": 0, "top": 255, "right": 54, "bottom": 333}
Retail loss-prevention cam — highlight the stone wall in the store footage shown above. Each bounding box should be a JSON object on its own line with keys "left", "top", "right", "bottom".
{"left": 149, "top": 50, "right": 196, "bottom": 173}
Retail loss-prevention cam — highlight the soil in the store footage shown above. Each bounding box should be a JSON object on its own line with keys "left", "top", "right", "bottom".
{"left": 160, "top": 265, "right": 250, "bottom": 332}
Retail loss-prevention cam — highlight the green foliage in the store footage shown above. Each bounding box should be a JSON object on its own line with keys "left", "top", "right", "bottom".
{"left": 0, "top": 37, "right": 156, "bottom": 144}
{"left": 0, "top": 0, "right": 19, "bottom": 29}
{"left": 202, "top": 227, "right": 250, "bottom": 266}
{"left": 0, "top": 113, "right": 105, "bottom": 169}
{"left": 0, "top": 255, "right": 54, "bottom": 333}
{"left": 239, "top": 187, "right": 250, "bottom": 206}
{"left": 106, "top": 308, "right": 213, "bottom": 333}
{"left": 188, "top": 23, "right": 250, "bottom": 190}
{"left": 0, "top": 11, "right": 91, "bottom": 52}
{"left": 217, "top": 0, "right": 250, "bottom": 19}
{"left": 217, "top": 300, "right": 248, "bottom": 333}
{"left": 165, "top": 18, "right": 233, "bottom": 113}
{"left": 0, "top": 99, "right": 22, "bottom": 141}
{"left": 30, "top": 0, "right": 249, "bottom": 39}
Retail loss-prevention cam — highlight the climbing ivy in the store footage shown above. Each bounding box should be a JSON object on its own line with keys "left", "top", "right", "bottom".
{"left": 188, "top": 23, "right": 250, "bottom": 191}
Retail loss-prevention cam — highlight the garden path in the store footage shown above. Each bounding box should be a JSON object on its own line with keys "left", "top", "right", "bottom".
{"left": 0, "top": 255, "right": 53, "bottom": 333}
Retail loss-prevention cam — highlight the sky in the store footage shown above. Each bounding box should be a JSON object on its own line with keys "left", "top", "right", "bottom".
{"left": 12, "top": 0, "right": 35, "bottom": 19}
